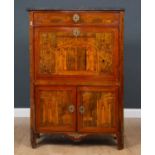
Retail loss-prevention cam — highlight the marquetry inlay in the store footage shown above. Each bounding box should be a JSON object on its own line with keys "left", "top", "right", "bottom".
{"left": 39, "top": 31, "right": 114, "bottom": 75}
{"left": 39, "top": 90, "right": 73, "bottom": 127}
{"left": 80, "top": 91, "right": 114, "bottom": 128}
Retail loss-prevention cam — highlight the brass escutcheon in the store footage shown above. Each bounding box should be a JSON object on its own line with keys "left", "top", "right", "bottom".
{"left": 68, "top": 104, "right": 75, "bottom": 113}
{"left": 79, "top": 105, "right": 85, "bottom": 114}
{"left": 72, "top": 13, "right": 80, "bottom": 22}
{"left": 73, "top": 28, "right": 80, "bottom": 37}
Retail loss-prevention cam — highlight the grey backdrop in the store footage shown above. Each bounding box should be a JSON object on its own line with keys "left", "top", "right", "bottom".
{"left": 14, "top": 0, "right": 141, "bottom": 108}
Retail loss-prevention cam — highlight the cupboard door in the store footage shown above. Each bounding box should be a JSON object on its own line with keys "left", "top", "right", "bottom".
{"left": 77, "top": 86, "right": 118, "bottom": 132}
{"left": 34, "top": 27, "right": 118, "bottom": 80}
{"left": 35, "top": 86, "right": 76, "bottom": 132}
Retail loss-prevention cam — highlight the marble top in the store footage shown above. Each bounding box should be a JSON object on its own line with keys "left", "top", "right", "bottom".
{"left": 27, "top": 8, "right": 125, "bottom": 11}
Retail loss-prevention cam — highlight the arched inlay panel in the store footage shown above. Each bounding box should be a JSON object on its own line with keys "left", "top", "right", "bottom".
{"left": 34, "top": 27, "right": 118, "bottom": 78}
{"left": 77, "top": 86, "right": 118, "bottom": 132}
{"left": 35, "top": 86, "right": 76, "bottom": 132}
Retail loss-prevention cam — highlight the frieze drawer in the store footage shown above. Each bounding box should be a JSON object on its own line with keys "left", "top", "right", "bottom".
{"left": 33, "top": 11, "right": 119, "bottom": 26}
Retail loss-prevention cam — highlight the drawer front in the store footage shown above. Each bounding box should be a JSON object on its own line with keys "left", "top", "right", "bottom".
{"left": 77, "top": 86, "right": 118, "bottom": 132}
{"left": 35, "top": 86, "right": 76, "bottom": 132}
{"left": 33, "top": 11, "right": 119, "bottom": 26}
{"left": 34, "top": 26, "right": 119, "bottom": 80}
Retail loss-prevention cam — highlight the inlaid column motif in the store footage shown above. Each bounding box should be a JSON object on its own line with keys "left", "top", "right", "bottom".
{"left": 39, "top": 90, "right": 73, "bottom": 127}
{"left": 80, "top": 91, "right": 115, "bottom": 128}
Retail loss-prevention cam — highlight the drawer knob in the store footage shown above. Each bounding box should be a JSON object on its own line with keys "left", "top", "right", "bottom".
{"left": 68, "top": 104, "right": 75, "bottom": 113}
{"left": 79, "top": 105, "right": 85, "bottom": 114}
{"left": 73, "top": 13, "right": 80, "bottom": 23}
{"left": 73, "top": 28, "right": 80, "bottom": 37}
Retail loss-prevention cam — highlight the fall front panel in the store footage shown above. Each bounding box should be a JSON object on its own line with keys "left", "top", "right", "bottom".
{"left": 34, "top": 27, "right": 119, "bottom": 79}
{"left": 35, "top": 86, "right": 76, "bottom": 132}
{"left": 77, "top": 86, "right": 118, "bottom": 132}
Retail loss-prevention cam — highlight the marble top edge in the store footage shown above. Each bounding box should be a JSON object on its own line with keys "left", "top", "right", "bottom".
{"left": 27, "top": 8, "right": 125, "bottom": 12}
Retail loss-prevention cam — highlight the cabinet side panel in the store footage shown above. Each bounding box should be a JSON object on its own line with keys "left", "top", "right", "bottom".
{"left": 118, "top": 11, "right": 124, "bottom": 142}
{"left": 29, "top": 12, "right": 35, "bottom": 132}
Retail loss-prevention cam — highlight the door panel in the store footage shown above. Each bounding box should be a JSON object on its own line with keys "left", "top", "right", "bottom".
{"left": 34, "top": 27, "right": 118, "bottom": 79}
{"left": 35, "top": 86, "right": 76, "bottom": 132}
{"left": 77, "top": 86, "right": 118, "bottom": 132}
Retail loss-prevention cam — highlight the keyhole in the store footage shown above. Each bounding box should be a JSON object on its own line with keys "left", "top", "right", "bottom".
{"left": 73, "top": 28, "right": 80, "bottom": 37}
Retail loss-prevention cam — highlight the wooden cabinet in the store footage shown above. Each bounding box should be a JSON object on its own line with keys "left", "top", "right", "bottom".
{"left": 28, "top": 9, "right": 124, "bottom": 149}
